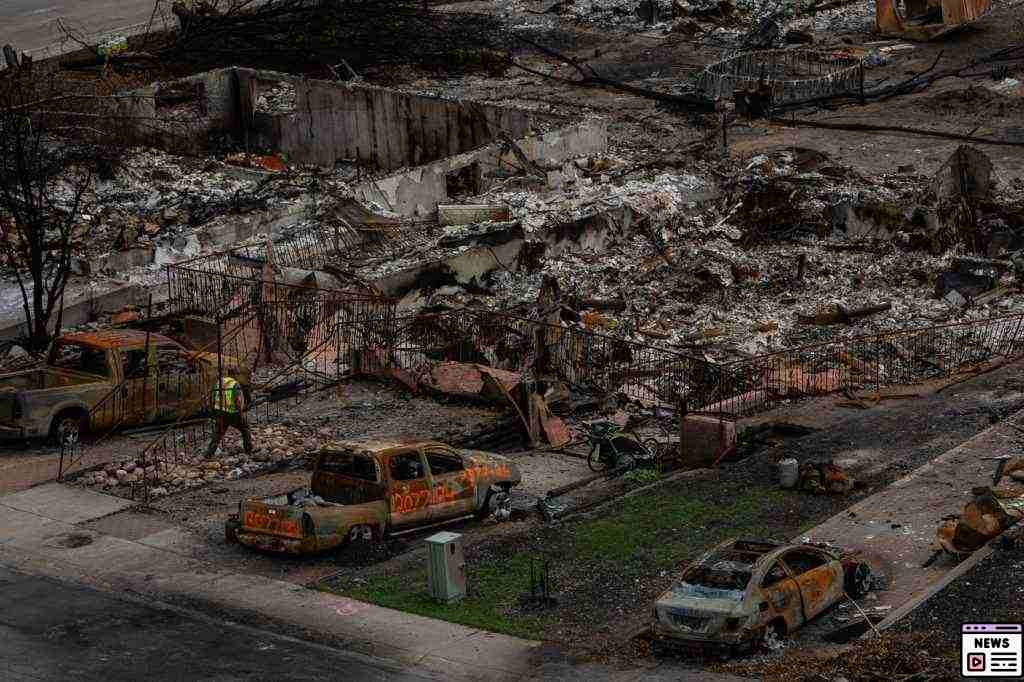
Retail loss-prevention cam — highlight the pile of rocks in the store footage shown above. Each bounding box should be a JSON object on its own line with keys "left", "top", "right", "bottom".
{"left": 75, "top": 424, "right": 335, "bottom": 498}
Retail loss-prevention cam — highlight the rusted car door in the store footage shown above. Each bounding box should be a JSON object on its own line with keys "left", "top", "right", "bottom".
{"left": 422, "top": 445, "right": 475, "bottom": 521}
{"left": 758, "top": 560, "right": 803, "bottom": 630}
{"left": 385, "top": 448, "right": 433, "bottom": 529}
{"left": 783, "top": 549, "right": 844, "bottom": 620}
{"left": 155, "top": 345, "right": 204, "bottom": 421}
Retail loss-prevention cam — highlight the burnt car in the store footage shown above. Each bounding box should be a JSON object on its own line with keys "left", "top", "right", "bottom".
{"left": 652, "top": 538, "right": 871, "bottom": 654}
{"left": 0, "top": 330, "right": 250, "bottom": 442}
{"left": 227, "top": 440, "right": 522, "bottom": 554}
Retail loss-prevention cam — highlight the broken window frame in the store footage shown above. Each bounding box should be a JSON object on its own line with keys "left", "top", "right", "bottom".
{"left": 49, "top": 342, "right": 112, "bottom": 378}
{"left": 388, "top": 451, "right": 428, "bottom": 482}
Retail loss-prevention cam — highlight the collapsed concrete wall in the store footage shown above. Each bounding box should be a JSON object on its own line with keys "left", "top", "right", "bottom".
{"left": 254, "top": 75, "right": 536, "bottom": 170}
{"left": 354, "top": 120, "right": 609, "bottom": 217}
{"left": 543, "top": 205, "right": 643, "bottom": 257}
{"left": 117, "top": 68, "right": 243, "bottom": 154}
{"left": 371, "top": 222, "right": 525, "bottom": 307}
{"left": 120, "top": 67, "right": 552, "bottom": 171}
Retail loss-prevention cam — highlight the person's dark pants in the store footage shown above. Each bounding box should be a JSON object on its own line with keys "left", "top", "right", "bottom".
{"left": 206, "top": 412, "right": 254, "bottom": 458}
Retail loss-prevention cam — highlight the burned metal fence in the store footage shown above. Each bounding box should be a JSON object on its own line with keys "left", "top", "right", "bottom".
{"left": 55, "top": 432, "right": 83, "bottom": 482}
{"left": 344, "top": 308, "right": 720, "bottom": 411}
{"left": 165, "top": 220, "right": 429, "bottom": 319}
{"left": 705, "top": 313, "right": 1024, "bottom": 417}
{"left": 697, "top": 49, "right": 863, "bottom": 105}
{"left": 129, "top": 418, "right": 217, "bottom": 505}
{"left": 338, "top": 308, "right": 1024, "bottom": 420}
{"left": 218, "top": 296, "right": 394, "bottom": 379}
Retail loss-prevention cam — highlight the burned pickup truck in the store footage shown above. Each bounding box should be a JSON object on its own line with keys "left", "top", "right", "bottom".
{"left": 652, "top": 538, "right": 871, "bottom": 655}
{"left": 226, "top": 440, "right": 522, "bottom": 554}
{"left": 0, "top": 330, "right": 250, "bottom": 442}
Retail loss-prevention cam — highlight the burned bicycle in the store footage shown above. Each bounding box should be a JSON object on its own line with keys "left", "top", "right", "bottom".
{"left": 581, "top": 420, "right": 659, "bottom": 473}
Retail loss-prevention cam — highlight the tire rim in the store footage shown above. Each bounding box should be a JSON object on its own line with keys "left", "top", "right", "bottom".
{"left": 491, "top": 491, "right": 512, "bottom": 521}
{"left": 58, "top": 419, "right": 80, "bottom": 446}
{"left": 762, "top": 625, "right": 784, "bottom": 651}
{"left": 349, "top": 525, "right": 372, "bottom": 542}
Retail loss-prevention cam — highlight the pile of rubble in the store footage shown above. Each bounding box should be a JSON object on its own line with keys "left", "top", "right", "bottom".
{"left": 73, "top": 423, "right": 333, "bottom": 498}
{"left": 370, "top": 144, "right": 1024, "bottom": 363}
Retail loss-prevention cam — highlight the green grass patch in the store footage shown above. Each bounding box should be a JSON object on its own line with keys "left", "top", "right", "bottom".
{"left": 332, "top": 550, "right": 548, "bottom": 639}
{"left": 324, "top": 477, "right": 803, "bottom": 641}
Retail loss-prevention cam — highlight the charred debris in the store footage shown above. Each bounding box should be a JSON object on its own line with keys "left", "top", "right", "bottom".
{"left": 2, "top": 0, "right": 1024, "bottom": 669}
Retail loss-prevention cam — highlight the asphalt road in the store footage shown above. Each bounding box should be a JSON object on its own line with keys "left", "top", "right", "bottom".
{"left": 1, "top": 1, "right": 162, "bottom": 54}
{"left": 0, "top": 566, "right": 436, "bottom": 682}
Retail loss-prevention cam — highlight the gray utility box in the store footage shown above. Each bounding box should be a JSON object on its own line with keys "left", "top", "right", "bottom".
{"left": 426, "top": 531, "right": 466, "bottom": 602}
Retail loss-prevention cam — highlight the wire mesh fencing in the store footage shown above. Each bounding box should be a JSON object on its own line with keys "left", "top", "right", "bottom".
{"left": 704, "top": 313, "right": 1024, "bottom": 416}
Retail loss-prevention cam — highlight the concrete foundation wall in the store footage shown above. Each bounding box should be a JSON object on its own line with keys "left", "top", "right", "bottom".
{"left": 119, "top": 67, "right": 241, "bottom": 154}
{"left": 122, "top": 67, "right": 554, "bottom": 171}
{"left": 257, "top": 75, "right": 536, "bottom": 170}
{"left": 355, "top": 120, "right": 609, "bottom": 217}
{"left": 0, "top": 282, "right": 148, "bottom": 341}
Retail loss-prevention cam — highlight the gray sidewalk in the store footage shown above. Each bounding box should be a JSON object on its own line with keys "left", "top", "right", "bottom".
{"left": 797, "top": 406, "right": 1024, "bottom": 616}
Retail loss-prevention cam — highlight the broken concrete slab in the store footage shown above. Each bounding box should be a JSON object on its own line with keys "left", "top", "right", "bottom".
{"left": 369, "top": 224, "right": 525, "bottom": 305}
{"left": 933, "top": 145, "right": 993, "bottom": 203}
{"left": 438, "top": 204, "right": 511, "bottom": 226}
{"left": 544, "top": 205, "right": 643, "bottom": 256}
{"left": 830, "top": 201, "right": 903, "bottom": 240}
{"left": 0, "top": 280, "right": 149, "bottom": 341}
{"left": 89, "top": 247, "right": 156, "bottom": 274}
{"left": 354, "top": 120, "right": 608, "bottom": 217}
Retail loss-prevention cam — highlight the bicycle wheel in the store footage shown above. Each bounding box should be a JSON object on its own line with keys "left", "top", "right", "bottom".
{"left": 641, "top": 438, "right": 661, "bottom": 462}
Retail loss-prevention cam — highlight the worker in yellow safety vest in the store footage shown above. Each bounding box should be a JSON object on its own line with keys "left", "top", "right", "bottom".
{"left": 205, "top": 375, "right": 254, "bottom": 458}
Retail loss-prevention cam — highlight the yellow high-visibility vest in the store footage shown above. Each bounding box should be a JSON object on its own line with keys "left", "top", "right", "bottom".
{"left": 212, "top": 376, "right": 241, "bottom": 413}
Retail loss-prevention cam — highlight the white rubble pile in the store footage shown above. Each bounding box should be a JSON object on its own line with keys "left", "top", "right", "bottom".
{"left": 74, "top": 423, "right": 329, "bottom": 498}
{"left": 415, "top": 148, "right": 1024, "bottom": 363}
{"left": 255, "top": 81, "right": 298, "bottom": 113}
{"left": 479, "top": 164, "right": 710, "bottom": 235}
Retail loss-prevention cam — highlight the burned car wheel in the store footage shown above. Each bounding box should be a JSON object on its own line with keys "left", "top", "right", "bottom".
{"left": 348, "top": 524, "right": 374, "bottom": 543}
{"left": 51, "top": 410, "right": 88, "bottom": 446}
{"left": 758, "top": 621, "right": 786, "bottom": 652}
{"left": 844, "top": 561, "right": 873, "bottom": 597}
{"left": 476, "top": 486, "right": 513, "bottom": 521}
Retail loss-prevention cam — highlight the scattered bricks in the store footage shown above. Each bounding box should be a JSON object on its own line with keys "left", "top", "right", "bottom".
{"left": 679, "top": 415, "right": 736, "bottom": 468}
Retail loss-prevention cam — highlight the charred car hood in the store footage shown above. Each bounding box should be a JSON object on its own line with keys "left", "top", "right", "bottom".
{"left": 656, "top": 586, "right": 745, "bottom": 617}
{"left": 655, "top": 582, "right": 750, "bottom": 635}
